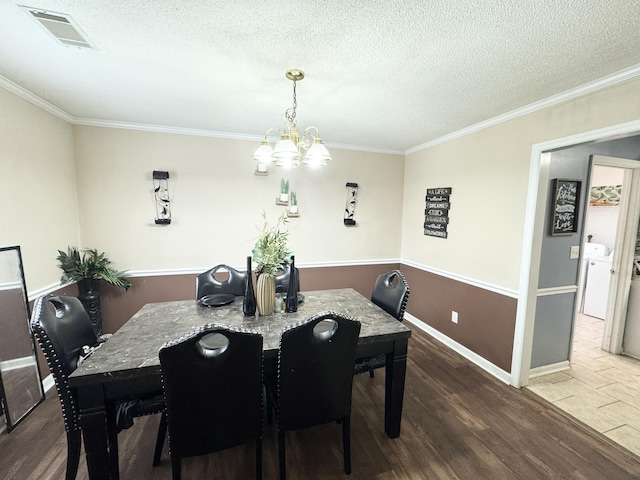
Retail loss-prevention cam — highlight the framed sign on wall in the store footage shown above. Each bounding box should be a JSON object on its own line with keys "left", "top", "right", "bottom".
{"left": 550, "top": 178, "right": 581, "bottom": 236}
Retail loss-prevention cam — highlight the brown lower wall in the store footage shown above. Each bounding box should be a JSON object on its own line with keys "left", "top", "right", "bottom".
{"left": 400, "top": 264, "right": 517, "bottom": 373}
{"left": 57, "top": 263, "right": 401, "bottom": 334}
{"left": 0, "top": 289, "right": 33, "bottom": 362}
{"left": 29, "top": 261, "right": 517, "bottom": 385}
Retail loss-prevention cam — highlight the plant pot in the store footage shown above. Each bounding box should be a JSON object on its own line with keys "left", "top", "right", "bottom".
{"left": 256, "top": 274, "right": 275, "bottom": 316}
{"left": 289, "top": 205, "right": 298, "bottom": 214}
{"left": 77, "top": 278, "right": 103, "bottom": 336}
{"left": 280, "top": 193, "right": 289, "bottom": 203}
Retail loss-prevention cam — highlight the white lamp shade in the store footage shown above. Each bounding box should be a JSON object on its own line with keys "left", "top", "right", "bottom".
{"left": 302, "top": 138, "right": 331, "bottom": 167}
{"left": 273, "top": 136, "right": 300, "bottom": 168}
{"left": 252, "top": 141, "right": 274, "bottom": 163}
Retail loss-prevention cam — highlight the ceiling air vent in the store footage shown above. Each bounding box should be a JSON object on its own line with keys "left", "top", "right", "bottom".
{"left": 20, "top": 6, "right": 97, "bottom": 50}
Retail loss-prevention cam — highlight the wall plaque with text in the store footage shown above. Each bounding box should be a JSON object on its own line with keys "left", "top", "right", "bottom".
{"left": 424, "top": 187, "right": 452, "bottom": 238}
{"left": 550, "top": 179, "right": 581, "bottom": 236}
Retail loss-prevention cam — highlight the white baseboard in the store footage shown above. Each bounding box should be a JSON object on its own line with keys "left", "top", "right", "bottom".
{"left": 42, "top": 373, "right": 55, "bottom": 392}
{"left": 0, "top": 356, "right": 37, "bottom": 372}
{"left": 528, "top": 361, "right": 570, "bottom": 379}
{"left": 404, "top": 313, "right": 512, "bottom": 386}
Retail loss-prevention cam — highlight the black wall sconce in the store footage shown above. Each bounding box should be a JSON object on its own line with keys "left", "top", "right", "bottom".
{"left": 344, "top": 182, "right": 358, "bottom": 226}
{"left": 153, "top": 170, "right": 171, "bottom": 225}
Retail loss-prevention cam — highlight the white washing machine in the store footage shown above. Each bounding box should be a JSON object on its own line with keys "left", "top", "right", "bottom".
{"left": 577, "top": 243, "right": 609, "bottom": 313}
{"left": 583, "top": 255, "right": 613, "bottom": 319}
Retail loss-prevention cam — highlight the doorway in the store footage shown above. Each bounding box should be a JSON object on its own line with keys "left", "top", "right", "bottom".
{"left": 512, "top": 122, "right": 640, "bottom": 390}
{"left": 576, "top": 162, "right": 624, "bottom": 355}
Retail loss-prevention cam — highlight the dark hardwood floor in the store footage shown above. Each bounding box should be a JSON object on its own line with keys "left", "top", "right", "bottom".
{"left": 2, "top": 324, "right": 640, "bottom": 479}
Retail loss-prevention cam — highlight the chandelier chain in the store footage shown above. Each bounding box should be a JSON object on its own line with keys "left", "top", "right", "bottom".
{"left": 284, "top": 80, "right": 298, "bottom": 125}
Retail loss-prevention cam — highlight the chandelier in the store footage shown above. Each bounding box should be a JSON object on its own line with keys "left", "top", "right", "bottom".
{"left": 253, "top": 69, "right": 332, "bottom": 172}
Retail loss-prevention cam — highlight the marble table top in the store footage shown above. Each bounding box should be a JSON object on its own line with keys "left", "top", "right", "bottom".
{"left": 69, "top": 288, "right": 411, "bottom": 386}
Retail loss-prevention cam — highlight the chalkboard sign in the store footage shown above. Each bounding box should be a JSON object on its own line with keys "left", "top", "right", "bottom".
{"left": 550, "top": 179, "right": 581, "bottom": 236}
{"left": 424, "top": 187, "right": 452, "bottom": 238}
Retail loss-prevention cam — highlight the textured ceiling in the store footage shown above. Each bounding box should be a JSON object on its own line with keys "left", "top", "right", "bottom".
{"left": 0, "top": 0, "right": 639, "bottom": 153}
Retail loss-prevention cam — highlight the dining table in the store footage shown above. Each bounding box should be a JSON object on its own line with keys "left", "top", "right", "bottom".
{"left": 69, "top": 288, "right": 411, "bottom": 480}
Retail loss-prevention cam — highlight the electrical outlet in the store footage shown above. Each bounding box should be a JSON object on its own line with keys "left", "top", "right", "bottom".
{"left": 451, "top": 311, "right": 458, "bottom": 324}
{"left": 570, "top": 245, "right": 580, "bottom": 259}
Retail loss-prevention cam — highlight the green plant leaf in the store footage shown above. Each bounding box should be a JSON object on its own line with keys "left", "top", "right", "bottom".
{"left": 56, "top": 246, "right": 132, "bottom": 290}
{"left": 252, "top": 212, "right": 292, "bottom": 277}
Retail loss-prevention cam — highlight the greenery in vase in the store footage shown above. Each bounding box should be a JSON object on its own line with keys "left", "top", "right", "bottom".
{"left": 280, "top": 178, "right": 289, "bottom": 194}
{"left": 56, "top": 246, "right": 132, "bottom": 290}
{"left": 290, "top": 191, "right": 297, "bottom": 206}
{"left": 252, "top": 212, "right": 292, "bottom": 277}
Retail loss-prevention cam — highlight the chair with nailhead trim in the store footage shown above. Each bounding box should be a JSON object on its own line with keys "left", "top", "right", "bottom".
{"left": 30, "top": 294, "right": 167, "bottom": 480}
{"left": 353, "top": 270, "right": 410, "bottom": 377}
{"left": 159, "top": 325, "right": 263, "bottom": 480}
{"left": 265, "top": 311, "right": 361, "bottom": 480}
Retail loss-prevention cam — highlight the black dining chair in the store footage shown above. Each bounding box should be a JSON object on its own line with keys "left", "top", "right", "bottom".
{"left": 265, "top": 311, "right": 361, "bottom": 480}
{"left": 159, "top": 325, "right": 263, "bottom": 480}
{"left": 195, "top": 264, "right": 246, "bottom": 300}
{"left": 274, "top": 264, "right": 300, "bottom": 294}
{"left": 354, "top": 270, "right": 410, "bottom": 377}
{"left": 30, "top": 294, "right": 167, "bottom": 480}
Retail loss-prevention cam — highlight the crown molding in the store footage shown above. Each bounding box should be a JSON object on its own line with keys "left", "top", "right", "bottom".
{"left": 5, "top": 63, "right": 638, "bottom": 159}
{"left": 0, "top": 75, "right": 73, "bottom": 122}
{"left": 405, "top": 63, "right": 640, "bottom": 155}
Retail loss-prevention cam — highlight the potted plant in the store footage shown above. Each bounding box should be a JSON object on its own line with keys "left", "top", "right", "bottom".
{"left": 280, "top": 178, "right": 289, "bottom": 203}
{"left": 252, "top": 212, "right": 292, "bottom": 315}
{"left": 56, "top": 246, "right": 131, "bottom": 335}
{"left": 289, "top": 191, "right": 298, "bottom": 214}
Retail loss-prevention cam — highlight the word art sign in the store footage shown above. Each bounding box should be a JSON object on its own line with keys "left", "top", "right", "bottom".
{"left": 424, "top": 188, "right": 452, "bottom": 238}
{"left": 550, "top": 179, "right": 581, "bottom": 236}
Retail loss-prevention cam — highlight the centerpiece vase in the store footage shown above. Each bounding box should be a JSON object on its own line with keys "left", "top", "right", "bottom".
{"left": 285, "top": 256, "right": 299, "bottom": 313}
{"left": 242, "top": 256, "right": 256, "bottom": 316}
{"left": 256, "top": 274, "right": 275, "bottom": 316}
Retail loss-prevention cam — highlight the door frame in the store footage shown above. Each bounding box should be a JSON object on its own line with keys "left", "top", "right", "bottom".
{"left": 591, "top": 156, "right": 640, "bottom": 354}
{"left": 511, "top": 119, "right": 640, "bottom": 388}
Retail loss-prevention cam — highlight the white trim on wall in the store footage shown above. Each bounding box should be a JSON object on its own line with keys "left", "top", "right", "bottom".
{"left": 28, "top": 259, "right": 516, "bottom": 306}
{"left": 401, "top": 260, "right": 518, "bottom": 298}
{"left": 0, "top": 281, "right": 21, "bottom": 292}
{"left": 537, "top": 286, "right": 579, "bottom": 296}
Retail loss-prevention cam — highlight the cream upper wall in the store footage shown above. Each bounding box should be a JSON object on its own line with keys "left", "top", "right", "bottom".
{"left": 73, "top": 126, "right": 404, "bottom": 272}
{"left": 402, "top": 77, "right": 640, "bottom": 291}
{"left": 1, "top": 88, "right": 79, "bottom": 291}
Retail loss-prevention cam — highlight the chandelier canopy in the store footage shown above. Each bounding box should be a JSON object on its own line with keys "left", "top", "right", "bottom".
{"left": 253, "top": 69, "right": 332, "bottom": 172}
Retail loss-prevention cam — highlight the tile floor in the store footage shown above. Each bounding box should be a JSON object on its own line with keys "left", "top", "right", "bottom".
{"left": 527, "top": 313, "right": 640, "bottom": 457}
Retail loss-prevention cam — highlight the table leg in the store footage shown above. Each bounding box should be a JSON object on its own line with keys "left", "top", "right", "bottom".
{"left": 384, "top": 338, "right": 408, "bottom": 438}
{"left": 76, "top": 384, "right": 115, "bottom": 480}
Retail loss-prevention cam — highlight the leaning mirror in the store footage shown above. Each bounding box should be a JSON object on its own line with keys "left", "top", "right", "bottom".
{"left": 0, "top": 245, "right": 44, "bottom": 432}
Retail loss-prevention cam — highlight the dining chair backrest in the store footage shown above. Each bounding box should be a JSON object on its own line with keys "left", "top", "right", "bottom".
{"left": 159, "top": 326, "right": 263, "bottom": 470}
{"left": 30, "top": 295, "right": 98, "bottom": 432}
{"left": 274, "top": 264, "right": 300, "bottom": 294}
{"left": 195, "top": 264, "right": 246, "bottom": 299}
{"left": 277, "top": 311, "right": 361, "bottom": 431}
{"left": 31, "top": 295, "right": 168, "bottom": 480}
{"left": 371, "top": 270, "right": 410, "bottom": 321}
